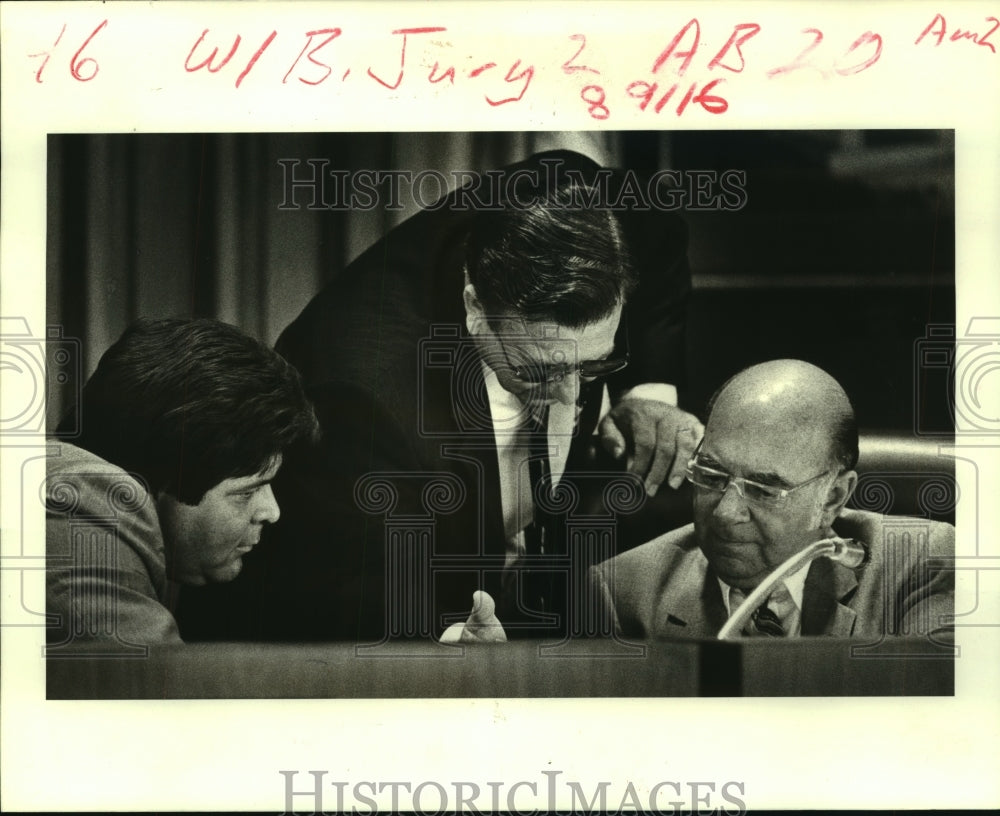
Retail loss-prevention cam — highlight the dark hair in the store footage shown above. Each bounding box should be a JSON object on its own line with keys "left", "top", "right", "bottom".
{"left": 830, "top": 410, "right": 859, "bottom": 472}
{"left": 465, "top": 181, "right": 634, "bottom": 328}
{"left": 62, "top": 318, "right": 319, "bottom": 504}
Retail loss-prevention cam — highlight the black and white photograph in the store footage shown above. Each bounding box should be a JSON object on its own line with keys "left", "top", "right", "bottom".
{"left": 42, "top": 129, "right": 958, "bottom": 699}
{"left": 2, "top": 2, "right": 999, "bottom": 813}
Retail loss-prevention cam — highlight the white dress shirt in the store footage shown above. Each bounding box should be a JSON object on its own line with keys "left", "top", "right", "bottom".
{"left": 718, "top": 564, "right": 811, "bottom": 637}
{"left": 479, "top": 360, "right": 676, "bottom": 566}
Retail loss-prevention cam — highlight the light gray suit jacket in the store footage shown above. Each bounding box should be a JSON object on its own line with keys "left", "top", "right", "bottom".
{"left": 46, "top": 443, "right": 183, "bottom": 649}
{"left": 590, "top": 508, "right": 954, "bottom": 639}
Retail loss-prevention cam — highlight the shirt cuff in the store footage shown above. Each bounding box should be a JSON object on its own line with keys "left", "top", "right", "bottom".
{"left": 620, "top": 382, "right": 678, "bottom": 407}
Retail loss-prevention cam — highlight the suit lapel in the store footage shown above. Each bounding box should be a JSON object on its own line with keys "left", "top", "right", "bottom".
{"left": 439, "top": 349, "right": 506, "bottom": 556}
{"left": 697, "top": 570, "right": 731, "bottom": 637}
{"left": 655, "top": 551, "right": 727, "bottom": 639}
{"left": 801, "top": 557, "right": 859, "bottom": 636}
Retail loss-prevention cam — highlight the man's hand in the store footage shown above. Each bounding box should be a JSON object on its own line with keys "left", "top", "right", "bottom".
{"left": 599, "top": 399, "right": 704, "bottom": 496}
{"left": 440, "top": 590, "right": 508, "bottom": 644}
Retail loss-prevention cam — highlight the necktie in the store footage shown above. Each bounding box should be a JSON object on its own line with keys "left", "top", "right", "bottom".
{"left": 731, "top": 587, "right": 787, "bottom": 638}
{"left": 524, "top": 405, "right": 553, "bottom": 556}
{"left": 746, "top": 601, "right": 786, "bottom": 637}
{"left": 520, "top": 404, "right": 562, "bottom": 620}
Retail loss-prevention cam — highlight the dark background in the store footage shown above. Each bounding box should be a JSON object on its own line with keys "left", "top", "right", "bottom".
{"left": 47, "top": 130, "right": 955, "bottom": 433}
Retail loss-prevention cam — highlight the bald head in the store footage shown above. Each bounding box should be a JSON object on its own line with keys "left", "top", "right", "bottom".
{"left": 693, "top": 361, "right": 860, "bottom": 589}
{"left": 708, "top": 360, "right": 858, "bottom": 472}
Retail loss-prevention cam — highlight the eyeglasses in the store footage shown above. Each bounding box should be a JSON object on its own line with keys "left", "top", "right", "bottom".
{"left": 489, "top": 319, "right": 630, "bottom": 385}
{"left": 686, "top": 444, "right": 831, "bottom": 506}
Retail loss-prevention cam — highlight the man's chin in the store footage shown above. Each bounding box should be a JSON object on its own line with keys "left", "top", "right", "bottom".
{"left": 704, "top": 548, "right": 767, "bottom": 589}
{"left": 206, "top": 558, "right": 244, "bottom": 583}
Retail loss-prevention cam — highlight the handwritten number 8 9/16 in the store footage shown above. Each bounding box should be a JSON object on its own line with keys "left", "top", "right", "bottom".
{"left": 574, "top": 24, "right": 885, "bottom": 120}
{"left": 581, "top": 78, "right": 728, "bottom": 120}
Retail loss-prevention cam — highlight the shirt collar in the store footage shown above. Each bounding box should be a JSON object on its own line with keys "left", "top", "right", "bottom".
{"left": 718, "top": 560, "right": 811, "bottom": 617}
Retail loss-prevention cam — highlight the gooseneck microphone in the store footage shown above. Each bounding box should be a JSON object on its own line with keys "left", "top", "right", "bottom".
{"left": 717, "top": 536, "right": 869, "bottom": 640}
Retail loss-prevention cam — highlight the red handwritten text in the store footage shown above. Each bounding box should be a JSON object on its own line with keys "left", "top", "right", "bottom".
{"left": 179, "top": 26, "right": 535, "bottom": 105}
{"left": 916, "top": 13, "right": 999, "bottom": 54}
{"left": 29, "top": 19, "right": 108, "bottom": 83}
{"left": 185, "top": 28, "right": 278, "bottom": 88}
{"left": 767, "top": 28, "right": 883, "bottom": 78}
{"left": 25, "top": 17, "right": 900, "bottom": 119}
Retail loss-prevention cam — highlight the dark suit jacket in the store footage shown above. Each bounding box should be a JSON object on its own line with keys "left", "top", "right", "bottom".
{"left": 590, "top": 508, "right": 955, "bottom": 639}
{"left": 177, "top": 150, "right": 690, "bottom": 642}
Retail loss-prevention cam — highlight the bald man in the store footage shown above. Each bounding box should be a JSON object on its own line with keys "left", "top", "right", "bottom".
{"left": 590, "top": 360, "right": 955, "bottom": 639}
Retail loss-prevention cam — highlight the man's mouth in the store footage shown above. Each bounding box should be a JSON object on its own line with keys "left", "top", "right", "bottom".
{"left": 708, "top": 534, "right": 758, "bottom": 549}
{"left": 709, "top": 524, "right": 745, "bottom": 537}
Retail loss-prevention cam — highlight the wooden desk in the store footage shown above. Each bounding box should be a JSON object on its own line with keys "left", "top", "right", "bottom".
{"left": 46, "top": 637, "right": 953, "bottom": 698}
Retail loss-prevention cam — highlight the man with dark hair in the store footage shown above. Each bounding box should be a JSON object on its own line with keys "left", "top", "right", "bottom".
{"left": 591, "top": 359, "right": 955, "bottom": 639}
{"left": 464, "top": 180, "right": 635, "bottom": 325}
{"left": 46, "top": 318, "right": 318, "bottom": 648}
{"left": 178, "top": 149, "right": 701, "bottom": 643}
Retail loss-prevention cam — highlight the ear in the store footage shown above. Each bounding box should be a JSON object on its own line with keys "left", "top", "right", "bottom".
{"left": 463, "top": 282, "right": 485, "bottom": 334}
{"left": 820, "top": 469, "right": 858, "bottom": 528}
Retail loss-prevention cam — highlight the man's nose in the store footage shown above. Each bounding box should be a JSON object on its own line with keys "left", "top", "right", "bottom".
{"left": 546, "top": 371, "right": 581, "bottom": 406}
{"left": 712, "top": 480, "right": 751, "bottom": 522}
{"left": 252, "top": 485, "right": 281, "bottom": 524}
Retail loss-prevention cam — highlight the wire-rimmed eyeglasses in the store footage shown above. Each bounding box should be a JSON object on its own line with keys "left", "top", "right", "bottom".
{"left": 685, "top": 442, "right": 831, "bottom": 505}
{"left": 489, "top": 319, "right": 629, "bottom": 385}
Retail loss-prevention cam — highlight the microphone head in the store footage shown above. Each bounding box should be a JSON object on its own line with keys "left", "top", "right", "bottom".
{"left": 827, "top": 537, "right": 869, "bottom": 569}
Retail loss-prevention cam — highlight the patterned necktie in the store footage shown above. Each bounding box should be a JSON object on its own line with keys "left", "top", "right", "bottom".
{"left": 747, "top": 601, "right": 786, "bottom": 637}
{"left": 731, "top": 587, "right": 787, "bottom": 638}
